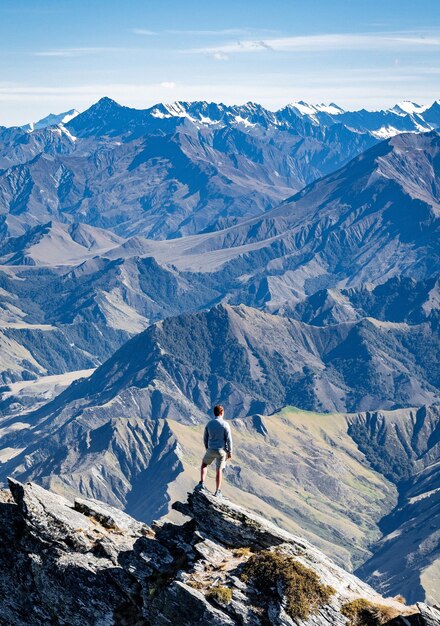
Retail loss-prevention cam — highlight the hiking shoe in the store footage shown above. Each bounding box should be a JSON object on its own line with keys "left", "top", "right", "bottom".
{"left": 194, "top": 481, "right": 206, "bottom": 492}
{"left": 214, "top": 489, "right": 223, "bottom": 498}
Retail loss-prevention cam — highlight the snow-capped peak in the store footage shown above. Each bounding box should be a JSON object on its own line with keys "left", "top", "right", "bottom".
{"left": 288, "top": 101, "right": 345, "bottom": 119}
{"left": 390, "top": 101, "right": 428, "bottom": 116}
{"left": 315, "top": 102, "right": 345, "bottom": 115}
{"left": 151, "top": 101, "right": 195, "bottom": 120}
{"left": 289, "top": 101, "right": 319, "bottom": 116}
{"left": 22, "top": 109, "right": 80, "bottom": 132}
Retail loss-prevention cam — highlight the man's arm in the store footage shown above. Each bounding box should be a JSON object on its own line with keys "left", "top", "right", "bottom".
{"left": 203, "top": 425, "right": 209, "bottom": 450}
{"left": 224, "top": 423, "right": 233, "bottom": 457}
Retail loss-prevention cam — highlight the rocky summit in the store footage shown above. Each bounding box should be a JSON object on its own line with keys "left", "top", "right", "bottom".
{"left": 1, "top": 479, "right": 439, "bottom": 626}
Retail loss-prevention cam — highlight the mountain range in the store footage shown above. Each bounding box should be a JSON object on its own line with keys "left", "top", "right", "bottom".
{"left": 0, "top": 130, "right": 437, "bottom": 390}
{"left": 0, "top": 97, "right": 439, "bottom": 607}
{"left": 1, "top": 98, "right": 440, "bottom": 241}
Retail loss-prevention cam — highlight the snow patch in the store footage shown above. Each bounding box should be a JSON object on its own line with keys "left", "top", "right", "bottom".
{"left": 234, "top": 115, "right": 256, "bottom": 128}
{"left": 59, "top": 124, "right": 77, "bottom": 142}
{"left": 199, "top": 115, "right": 218, "bottom": 125}
{"left": 151, "top": 108, "right": 171, "bottom": 119}
{"left": 371, "top": 126, "right": 404, "bottom": 139}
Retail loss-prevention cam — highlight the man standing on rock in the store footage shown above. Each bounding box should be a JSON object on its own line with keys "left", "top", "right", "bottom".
{"left": 195, "top": 405, "right": 233, "bottom": 498}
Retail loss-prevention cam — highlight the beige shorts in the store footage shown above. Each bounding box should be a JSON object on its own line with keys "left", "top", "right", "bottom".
{"left": 202, "top": 448, "right": 227, "bottom": 470}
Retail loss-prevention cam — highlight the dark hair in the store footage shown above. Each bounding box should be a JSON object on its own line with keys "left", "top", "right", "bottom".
{"left": 213, "top": 405, "right": 224, "bottom": 417}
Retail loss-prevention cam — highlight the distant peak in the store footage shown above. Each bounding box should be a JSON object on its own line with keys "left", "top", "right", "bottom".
{"left": 94, "top": 97, "right": 121, "bottom": 109}
{"left": 287, "top": 101, "right": 344, "bottom": 116}
{"left": 390, "top": 101, "right": 428, "bottom": 116}
{"left": 21, "top": 108, "right": 80, "bottom": 132}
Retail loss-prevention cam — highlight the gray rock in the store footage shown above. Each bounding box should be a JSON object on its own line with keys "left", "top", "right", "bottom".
{"left": 418, "top": 604, "right": 440, "bottom": 626}
{"left": 74, "top": 496, "right": 151, "bottom": 536}
{"left": 1, "top": 479, "right": 438, "bottom": 625}
{"left": 149, "top": 581, "right": 236, "bottom": 626}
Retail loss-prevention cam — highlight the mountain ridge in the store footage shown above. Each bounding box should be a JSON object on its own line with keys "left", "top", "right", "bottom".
{"left": 2, "top": 97, "right": 439, "bottom": 241}
{"left": 3, "top": 478, "right": 438, "bottom": 625}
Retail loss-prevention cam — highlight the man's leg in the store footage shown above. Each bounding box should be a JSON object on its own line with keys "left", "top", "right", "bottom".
{"left": 200, "top": 463, "right": 208, "bottom": 484}
{"left": 216, "top": 467, "right": 223, "bottom": 491}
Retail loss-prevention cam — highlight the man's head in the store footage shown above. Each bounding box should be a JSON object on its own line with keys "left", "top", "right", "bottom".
{"left": 213, "top": 405, "right": 224, "bottom": 417}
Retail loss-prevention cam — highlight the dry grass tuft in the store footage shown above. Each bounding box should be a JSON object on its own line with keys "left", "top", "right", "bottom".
{"left": 233, "top": 547, "right": 252, "bottom": 558}
{"left": 393, "top": 595, "right": 406, "bottom": 604}
{"left": 241, "top": 550, "right": 335, "bottom": 620}
{"left": 341, "top": 598, "right": 402, "bottom": 625}
{"left": 207, "top": 585, "right": 233, "bottom": 605}
{"left": 186, "top": 579, "right": 205, "bottom": 590}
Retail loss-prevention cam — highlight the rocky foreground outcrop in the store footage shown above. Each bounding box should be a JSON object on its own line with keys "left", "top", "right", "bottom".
{"left": 0, "top": 479, "right": 439, "bottom": 626}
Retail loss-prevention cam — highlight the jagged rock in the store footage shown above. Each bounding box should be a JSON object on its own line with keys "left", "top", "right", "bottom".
{"left": 149, "top": 581, "right": 236, "bottom": 626}
{"left": 418, "top": 604, "right": 440, "bottom": 626}
{"left": 74, "top": 496, "right": 151, "bottom": 537}
{"left": 0, "top": 479, "right": 438, "bottom": 626}
{"left": 8, "top": 477, "right": 101, "bottom": 552}
{"left": 174, "top": 490, "right": 301, "bottom": 550}
{"left": 173, "top": 491, "right": 401, "bottom": 602}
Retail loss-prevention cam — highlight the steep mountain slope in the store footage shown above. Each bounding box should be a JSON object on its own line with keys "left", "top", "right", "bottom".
{"left": 0, "top": 131, "right": 437, "bottom": 402}
{"left": 81, "top": 131, "right": 439, "bottom": 310}
{"left": 0, "top": 303, "right": 437, "bottom": 437}
{"left": 349, "top": 408, "right": 440, "bottom": 603}
{"left": 176, "top": 131, "right": 439, "bottom": 303}
{"left": 3, "top": 480, "right": 434, "bottom": 626}
{"left": 289, "top": 276, "right": 440, "bottom": 326}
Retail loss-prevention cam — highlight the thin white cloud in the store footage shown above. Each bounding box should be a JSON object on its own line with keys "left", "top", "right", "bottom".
{"left": 188, "top": 32, "right": 440, "bottom": 55}
{"left": 33, "top": 47, "right": 139, "bottom": 57}
{"left": 132, "top": 29, "right": 157, "bottom": 36}
{"left": 160, "top": 81, "right": 176, "bottom": 89}
{"left": 132, "top": 28, "right": 255, "bottom": 37}
{"left": 212, "top": 52, "right": 229, "bottom": 61}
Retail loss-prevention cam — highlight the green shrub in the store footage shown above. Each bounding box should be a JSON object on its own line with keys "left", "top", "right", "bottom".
{"left": 207, "top": 585, "right": 233, "bottom": 606}
{"left": 341, "top": 598, "right": 401, "bottom": 625}
{"left": 241, "top": 550, "right": 335, "bottom": 620}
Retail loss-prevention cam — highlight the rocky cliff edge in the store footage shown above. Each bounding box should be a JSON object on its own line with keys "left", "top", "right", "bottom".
{"left": 0, "top": 479, "right": 439, "bottom": 626}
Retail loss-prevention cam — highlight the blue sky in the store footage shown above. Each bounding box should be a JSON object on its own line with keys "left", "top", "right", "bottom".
{"left": 0, "top": 0, "right": 439, "bottom": 125}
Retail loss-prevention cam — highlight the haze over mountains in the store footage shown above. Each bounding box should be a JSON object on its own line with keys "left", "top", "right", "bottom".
{"left": 0, "top": 97, "right": 439, "bottom": 605}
